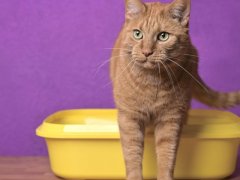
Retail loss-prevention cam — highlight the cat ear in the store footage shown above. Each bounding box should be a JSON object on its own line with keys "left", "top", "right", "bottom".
{"left": 169, "top": 0, "right": 191, "bottom": 26}
{"left": 125, "top": 0, "right": 146, "bottom": 20}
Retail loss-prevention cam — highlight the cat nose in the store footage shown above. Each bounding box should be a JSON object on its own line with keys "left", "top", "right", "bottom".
{"left": 142, "top": 50, "right": 153, "bottom": 57}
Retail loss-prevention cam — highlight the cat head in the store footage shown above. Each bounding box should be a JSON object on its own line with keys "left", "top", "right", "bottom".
{"left": 123, "top": 0, "right": 191, "bottom": 69}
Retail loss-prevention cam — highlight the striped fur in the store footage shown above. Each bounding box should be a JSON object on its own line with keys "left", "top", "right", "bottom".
{"left": 193, "top": 76, "right": 240, "bottom": 108}
{"left": 110, "top": 0, "right": 239, "bottom": 180}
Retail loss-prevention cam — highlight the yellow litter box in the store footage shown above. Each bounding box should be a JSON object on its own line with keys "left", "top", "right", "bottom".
{"left": 36, "top": 109, "right": 240, "bottom": 179}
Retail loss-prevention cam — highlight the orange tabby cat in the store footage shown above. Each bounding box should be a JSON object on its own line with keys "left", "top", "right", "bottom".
{"left": 110, "top": 0, "right": 240, "bottom": 180}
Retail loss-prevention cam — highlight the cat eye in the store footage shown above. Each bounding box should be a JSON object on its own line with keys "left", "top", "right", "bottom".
{"left": 133, "top": 29, "right": 143, "bottom": 40}
{"left": 157, "top": 32, "right": 170, "bottom": 41}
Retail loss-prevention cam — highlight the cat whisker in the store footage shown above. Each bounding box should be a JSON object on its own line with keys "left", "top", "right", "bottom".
{"left": 103, "top": 47, "right": 131, "bottom": 52}
{"left": 160, "top": 61, "right": 180, "bottom": 103}
{"left": 151, "top": 54, "right": 198, "bottom": 64}
{"left": 166, "top": 58, "right": 209, "bottom": 93}
{"left": 155, "top": 63, "right": 161, "bottom": 100}
{"left": 157, "top": 63, "right": 161, "bottom": 82}
{"left": 102, "top": 58, "right": 135, "bottom": 88}
{"left": 130, "top": 61, "right": 136, "bottom": 74}
{"left": 131, "top": 54, "right": 142, "bottom": 56}
{"left": 171, "top": 57, "right": 198, "bottom": 64}
{"left": 165, "top": 63, "right": 185, "bottom": 103}
{"left": 182, "top": 53, "right": 199, "bottom": 58}
{"left": 94, "top": 54, "right": 130, "bottom": 76}
{"left": 128, "top": 62, "right": 142, "bottom": 97}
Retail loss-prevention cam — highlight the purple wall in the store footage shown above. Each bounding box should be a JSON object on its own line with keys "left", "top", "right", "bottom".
{"left": 0, "top": 0, "right": 239, "bottom": 156}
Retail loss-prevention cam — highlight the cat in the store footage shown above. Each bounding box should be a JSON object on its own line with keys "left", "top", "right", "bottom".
{"left": 110, "top": 0, "right": 240, "bottom": 180}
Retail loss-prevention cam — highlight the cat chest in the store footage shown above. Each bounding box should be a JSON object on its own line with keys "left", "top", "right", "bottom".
{"left": 116, "top": 83, "right": 177, "bottom": 110}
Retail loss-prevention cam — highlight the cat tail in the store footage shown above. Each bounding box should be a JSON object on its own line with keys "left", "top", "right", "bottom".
{"left": 192, "top": 74, "right": 240, "bottom": 108}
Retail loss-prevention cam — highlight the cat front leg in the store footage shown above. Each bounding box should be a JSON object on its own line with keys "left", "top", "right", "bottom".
{"left": 154, "top": 112, "right": 186, "bottom": 180}
{"left": 118, "top": 111, "right": 145, "bottom": 180}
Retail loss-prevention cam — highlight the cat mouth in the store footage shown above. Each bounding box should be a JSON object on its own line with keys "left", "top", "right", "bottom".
{"left": 135, "top": 60, "right": 158, "bottom": 69}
